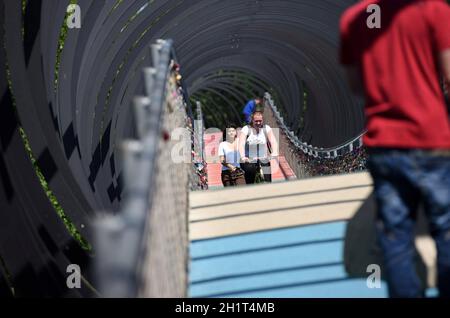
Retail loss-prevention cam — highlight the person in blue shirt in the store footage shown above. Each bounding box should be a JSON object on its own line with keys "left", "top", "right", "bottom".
{"left": 242, "top": 98, "right": 262, "bottom": 124}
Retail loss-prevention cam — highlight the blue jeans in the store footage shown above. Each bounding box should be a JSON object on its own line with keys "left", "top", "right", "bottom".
{"left": 367, "top": 148, "right": 450, "bottom": 298}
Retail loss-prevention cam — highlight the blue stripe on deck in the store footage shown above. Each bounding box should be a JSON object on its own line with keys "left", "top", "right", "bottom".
{"left": 189, "top": 221, "right": 389, "bottom": 298}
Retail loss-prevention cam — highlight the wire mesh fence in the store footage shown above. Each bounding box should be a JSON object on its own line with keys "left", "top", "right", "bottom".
{"left": 94, "top": 39, "right": 196, "bottom": 298}
{"left": 189, "top": 101, "right": 208, "bottom": 191}
{"left": 264, "top": 92, "right": 367, "bottom": 177}
{"left": 138, "top": 60, "right": 190, "bottom": 297}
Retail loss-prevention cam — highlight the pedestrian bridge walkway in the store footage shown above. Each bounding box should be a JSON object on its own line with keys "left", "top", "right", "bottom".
{"left": 203, "top": 132, "right": 297, "bottom": 188}
{"left": 188, "top": 172, "right": 437, "bottom": 298}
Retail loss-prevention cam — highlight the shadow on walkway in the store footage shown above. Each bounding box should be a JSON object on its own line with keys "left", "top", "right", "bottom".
{"left": 344, "top": 192, "right": 432, "bottom": 289}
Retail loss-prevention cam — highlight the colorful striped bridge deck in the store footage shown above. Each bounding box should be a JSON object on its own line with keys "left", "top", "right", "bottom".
{"left": 189, "top": 172, "right": 438, "bottom": 298}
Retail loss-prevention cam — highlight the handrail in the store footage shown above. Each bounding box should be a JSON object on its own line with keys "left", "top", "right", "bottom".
{"left": 264, "top": 92, "right": 366, "bottom": 159}
{"left": 189, "top": 101, "right": 208, "bottom": 190}
{"left": 95, "top": 39, "right": 190, "bottom": 298}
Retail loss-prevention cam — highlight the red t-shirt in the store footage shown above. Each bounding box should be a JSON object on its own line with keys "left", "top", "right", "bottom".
{"left": 340, "top": 0, "right": 450, "bottom": 149}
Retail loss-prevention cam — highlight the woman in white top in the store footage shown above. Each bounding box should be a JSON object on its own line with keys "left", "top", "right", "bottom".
{"left": 218, "top": 126, "right": 245, "bottom": 186}
{"left": 238, "top": 111, "right": 278, "bottom": 184}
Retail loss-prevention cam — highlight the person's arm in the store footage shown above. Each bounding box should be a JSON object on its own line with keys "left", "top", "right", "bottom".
{"left": 430, "top": 2, "right": 450, "bottom": 87}
{"left": 266, "top": 127, "right": 279, "bottom": 157}
{"left": 220, "top": 155, "right": 236, "bottom": 171}
{"left": 242, "top": 101, "right": 255, "bottom": 122}
{"left": 441, "top": 49, "right": 450, "bottom": 112}
{"left": 430, "top": 2, "right": 450, "bottom": 111}
{"left": 238, "top": 128, "right": 249, "bottom": 163}
{"left": 440, "top": 49, "right": 450, "bottom": 88}
{"left": 219, "top": 143, "right": 236, "bottom": 170}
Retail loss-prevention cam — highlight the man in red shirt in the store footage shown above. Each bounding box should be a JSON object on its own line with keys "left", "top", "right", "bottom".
{"left": 340, "top": 0, "right": 450, "bottom": 297}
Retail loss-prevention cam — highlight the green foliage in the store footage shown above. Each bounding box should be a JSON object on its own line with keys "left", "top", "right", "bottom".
{"left": 18, "top": 128, "right": 92, "bottom": 251}
{"left": 21, "top": 0, "right": 27, "bottom": 38}
{"left": 0, "top": 255, "right": 14, "bottom": 296}
{"left": 3, "top": 29, "right": 91, "bottom": 251}
{"left": 54, "top": 0, "right": 78, "bottom": 91}
{"left": 108, "top": 0, "right": 123, "bottom": 18}
{"left": 191, "top": 70, "right": 270, "bottom": 129}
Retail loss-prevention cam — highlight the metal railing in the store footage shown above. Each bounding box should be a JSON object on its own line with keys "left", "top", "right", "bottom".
{"left": 264, "top": 92, "right": 366, "bottom": 159}
{"left": 191, "top": 101, "right": 208, "bottom": 190}
{"left": 187, "top": 101, "right": 208, "bottom": 191}
{"left": 195, "top": 101, "right": 205, "bottom": 164}
{"left": 94, "top": 39, "right": 190, "bottom": 298}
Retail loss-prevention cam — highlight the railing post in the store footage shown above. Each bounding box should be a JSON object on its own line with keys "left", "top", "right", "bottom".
{"left": 196, "top": 101, "right": 204, "bottom": 163}
{"left": 95, "top": 39, "right": 190, "bottom": 298}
